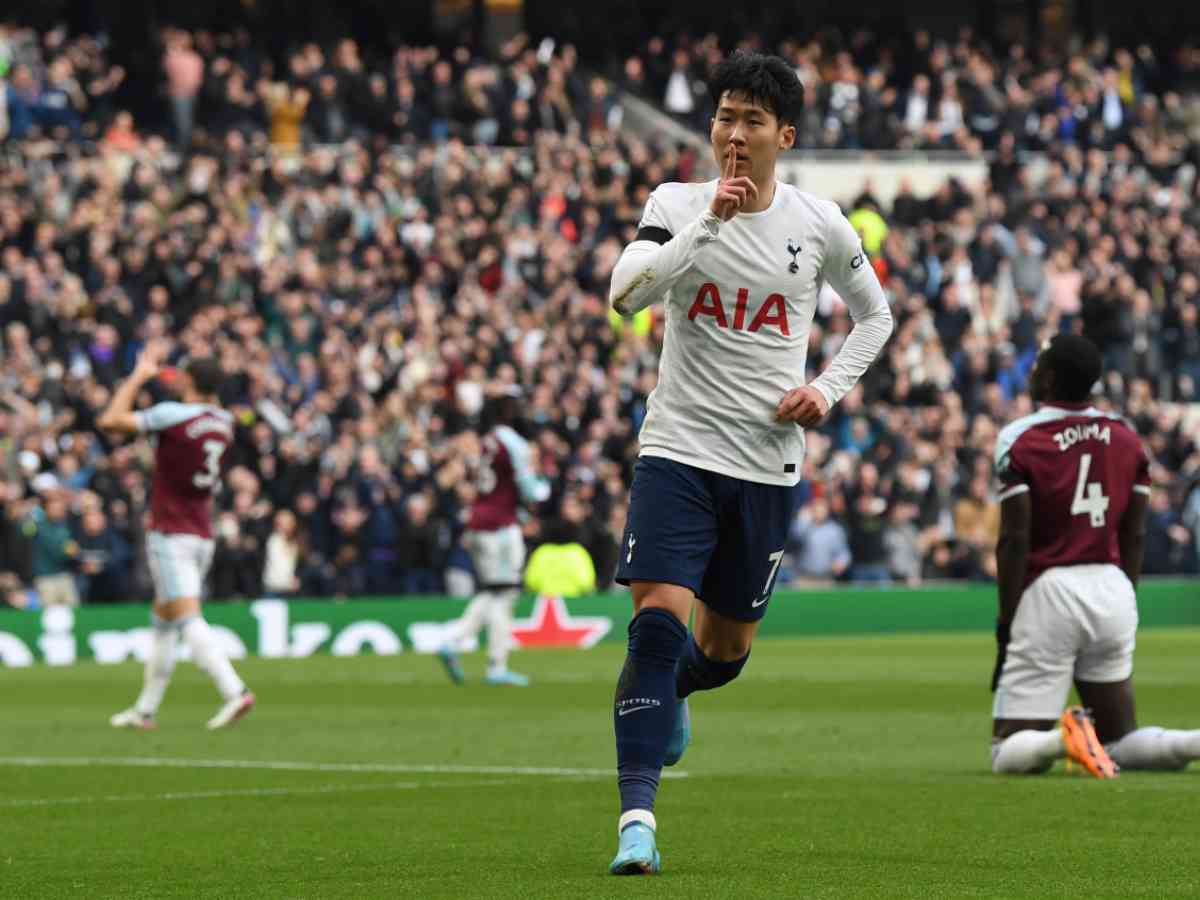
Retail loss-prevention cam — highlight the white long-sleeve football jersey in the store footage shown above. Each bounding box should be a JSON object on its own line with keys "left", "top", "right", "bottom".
{"left": 610, "top": 179, "right": 893, "bottom": 486}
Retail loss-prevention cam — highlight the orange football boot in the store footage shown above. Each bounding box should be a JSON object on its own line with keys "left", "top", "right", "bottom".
{"left": 1060, "top": 706, "right": 1119, "bottom": 779}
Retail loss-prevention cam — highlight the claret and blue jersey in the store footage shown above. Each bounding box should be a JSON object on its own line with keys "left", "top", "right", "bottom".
{"left": 135, "top": 402, "right": 234, "bottom": 539}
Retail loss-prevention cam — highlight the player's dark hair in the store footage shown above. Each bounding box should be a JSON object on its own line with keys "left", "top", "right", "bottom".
{"left": 1041, "top": 334, "right": 1102, "bottom": 402}
{"left": 479, "top": 388, "right": 522, "bottom": 432}
{"left": 186, "top": 357, "right": 225, "bottom": 397}
{"left": 708, "top": 51, "right": 804, "bottom": 127}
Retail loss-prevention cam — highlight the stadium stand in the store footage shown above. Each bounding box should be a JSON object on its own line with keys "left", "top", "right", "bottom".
{"left": 611, "top": 28, "right": 1200, "bottom": 154}
{"left": 1, "top": 23, "right": 1198, "bottom": 607}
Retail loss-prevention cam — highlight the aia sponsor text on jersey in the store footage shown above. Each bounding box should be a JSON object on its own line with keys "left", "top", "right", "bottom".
{"left": 687, "top": 283, "right": 791, "bottom": 335}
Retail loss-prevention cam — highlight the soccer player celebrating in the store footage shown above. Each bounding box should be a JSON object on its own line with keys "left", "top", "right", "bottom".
{"left": 605, "top": 51, "right": 893, "bottom": 874}
{"left": 991, "top": 334, "right": 1200, "bottom": 777}
{"left": 437, "top": 388, "right": 550, "bottom": 686}
{"left": 100, "top": 341, "right": 255, "bottom": 730}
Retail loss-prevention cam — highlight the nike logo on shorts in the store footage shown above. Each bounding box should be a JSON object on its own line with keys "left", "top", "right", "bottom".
{"left": 751, "top": 595, "right": 769, "bottom": 608}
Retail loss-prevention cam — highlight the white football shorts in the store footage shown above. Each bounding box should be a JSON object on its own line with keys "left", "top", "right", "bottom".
{"left": 993, "top": 563, "right": 1138, "bottom": 720}
{"left": 465, "top": 524, "right": 526, "bottom": 590}
{"left": 146, "top": 531, "right": 216, "bottom": 601}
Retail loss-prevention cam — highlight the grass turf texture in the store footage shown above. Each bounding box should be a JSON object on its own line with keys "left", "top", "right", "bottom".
{"left": 2, "top": 630, "right": 1198, "bottom": 899}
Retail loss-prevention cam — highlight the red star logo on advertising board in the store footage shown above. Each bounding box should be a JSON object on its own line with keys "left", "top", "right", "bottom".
{"left": 509, "top": 596, "right": 612, "bottom": 649}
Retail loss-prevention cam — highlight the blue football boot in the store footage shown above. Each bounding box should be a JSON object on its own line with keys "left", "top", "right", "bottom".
{"left": 609, "top": 821, "right": 661, "bottom": 875}
{"left": 483, "top": 669, "right": 530, "bottom": 686}
{"left": 437, "top": 648, "right": 465, "bottom": 685}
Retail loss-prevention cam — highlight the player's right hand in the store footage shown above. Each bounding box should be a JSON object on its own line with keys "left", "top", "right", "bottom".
{"left": 709, "top": 144, "right": 759, "bottom": 222}
{"left": 134, "top": 339, "right": 167, "bottom": 380}
{"left": 775, "top": 385, "right": 830, "bottom": 427}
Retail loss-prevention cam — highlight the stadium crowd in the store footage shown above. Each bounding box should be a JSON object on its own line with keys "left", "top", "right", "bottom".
{"left": 616, "top": 28, "right": 1200, "bottom": 155}
{"left": 1, "top": 23, "right": 1199, "bottom": 607}
{"left": 4, "top": 21, "right": 1199, "bottom": 157}
{"left": 0, "top": 24, "right": 618, "bottom": 151}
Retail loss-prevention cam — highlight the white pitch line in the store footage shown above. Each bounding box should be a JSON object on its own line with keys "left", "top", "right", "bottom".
{"left": 0, "top": 778, "right": 521, "bottom": 809}
{"left": 0, "top": 756, "right": 688, "bottom": 779}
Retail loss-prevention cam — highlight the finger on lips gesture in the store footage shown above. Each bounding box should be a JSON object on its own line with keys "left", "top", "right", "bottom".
{"left": 710, "top": 144, "right": 759, "bottom": 222}
{"left": 775, "top": 386, "right": 830, "bottom": 427}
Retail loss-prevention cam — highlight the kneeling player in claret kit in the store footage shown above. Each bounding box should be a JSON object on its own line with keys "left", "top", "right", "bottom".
{"left": 990, "top": 335, "right": 1200, "bottom": 778}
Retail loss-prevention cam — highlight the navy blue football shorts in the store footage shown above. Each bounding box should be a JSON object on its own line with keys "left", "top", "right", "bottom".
{"left": 615, "top": 455, "right": 803, "bottom": 622}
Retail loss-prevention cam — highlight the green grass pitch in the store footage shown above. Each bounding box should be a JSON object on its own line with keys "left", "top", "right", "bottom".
{"left": 2, "top": 630, "right": 1198, "bottom": 899}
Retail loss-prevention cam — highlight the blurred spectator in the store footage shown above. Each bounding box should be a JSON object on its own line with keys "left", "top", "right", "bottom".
{"left": 102, "top": 110, "right": 141, "bottom": 152}
{"left": 395, "top": 493, "right": 446, "bottom": 595}
{"left": 1184, "top": 480, "right": 1200, "bottom": 572}
{"left": 524, "top": 515, "right": 597, "bottom": 598}
{"left": 953, "top": 474, "right": 1000, "bottom": 580}
{"left": 883, "top": 501, "right": 925, "bottom": 586}
{"left": 662, "top": 49, "right": 701, "bottom": 127}
{"left": 309, "top": 73, "right": 351, "bottom": 144}
{"left": 24, "top": 490, "right": 79, "bottom": 606}
{"left": 848, "top": 195, "right": 889, "bottom": 258}
{"left": 38, "top": 57, "right": 85, "bottom": 138}
{"left": 266, "top": 82, "right": 309, "bottom": 149}
{"left": 262, "top": 509, "right": 303, "bottom": 596}
{"left": 355, "top": 444, "right": 405, "bottom": 593}
{"left": 3, "top": 65, "right": 39, "bottom": 140}
{"left": 845, "top": 463, "right": 892, "bottom": 584}
{"left": 787, "top": 497, "right": 851, "bottom": 582}
{"left": 1143, "top": 489, "right": 1195, "bottom": 575}
{"left": 163, "top": 29, "right": 204, "bottom": 148}
{"left": 75, "top": 508, "right": 131, "bottom": 604}
{"left": 1, "top": 479, "right": 33, "bottom": 585}
{"left": 210, "top": 512, "right": 262, "bottom": 600}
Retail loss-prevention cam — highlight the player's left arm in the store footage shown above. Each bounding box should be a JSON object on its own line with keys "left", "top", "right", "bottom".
{"left": 1118, "top": 492, "right": 1148, "bottom": 589}
{"left": 96, "top": 341, "right": 166, "bottom": 434}
{"left": 1118, "top": 438, "right": 1152, "bottom": 591}
{"left": 777, "top": 212, "right": 893, "bottom": 427}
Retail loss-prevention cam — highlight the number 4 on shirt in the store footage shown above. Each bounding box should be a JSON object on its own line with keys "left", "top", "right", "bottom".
{"left": 1071, "top": 452, "right": 1110, "bottom": 528}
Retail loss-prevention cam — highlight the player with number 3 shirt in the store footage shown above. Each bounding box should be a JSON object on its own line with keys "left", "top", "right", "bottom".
{"left": 97, "top": 341, "right": 255, "bottom": 731}
{"left": 139, "top": 394, "right": 234, "bottom": 539}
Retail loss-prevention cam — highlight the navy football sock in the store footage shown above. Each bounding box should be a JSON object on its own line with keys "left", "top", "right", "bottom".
{"left": 675, "top": 635, "right": 749, "bottom": 699}
{"left": 614, "top": 607, "right": 687, "bottom": 814}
